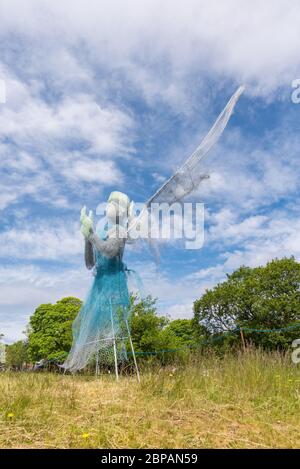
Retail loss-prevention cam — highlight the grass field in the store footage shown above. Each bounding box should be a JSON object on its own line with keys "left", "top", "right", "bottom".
{"left": 0, "top": 350, "right": 300, "bottom": 448}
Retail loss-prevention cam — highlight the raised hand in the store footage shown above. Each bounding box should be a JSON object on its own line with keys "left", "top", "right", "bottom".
{"left": 80, "top": 206, "right": 94, "bottom": 239}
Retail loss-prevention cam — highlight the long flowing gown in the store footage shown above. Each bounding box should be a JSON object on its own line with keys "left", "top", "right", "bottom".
{"left": 63, "top": 227, "right": 130, "bottom": 372}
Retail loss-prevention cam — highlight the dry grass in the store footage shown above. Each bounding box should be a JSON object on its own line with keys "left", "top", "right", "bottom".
{"left": 0, "top": 350, "right": 300, "bottom": 448}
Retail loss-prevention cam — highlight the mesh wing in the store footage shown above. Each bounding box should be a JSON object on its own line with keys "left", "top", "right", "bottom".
{"left": 146, "top": 85, "right": 245, "bottom": 206}
{"left": 127, "top": 86, "right": 244, "bottom": 240}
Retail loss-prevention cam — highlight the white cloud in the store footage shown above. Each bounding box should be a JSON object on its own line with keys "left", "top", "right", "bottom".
{"left": 193, "top": 122, "right": 300, "bottom": 213}
{"left": 222, "top": 216, "right": 300, "bottom": 270}
{"left": 61, "top": 157, "right": 123, "bottom": 184}
{"left": 0, "top": 219, "right": 82, "bottom": 260}
{"left": 193, "top": 208, "right": 300, "bottom": 286}
{"left": 0, "top": 77, "right": 133, "bottom": 156}
{"left": 208, "top": 210, "right": 268, "bottom": 245}
{"left": 0, "top": 73, "right": 134, "bottom": 209}
{"left": 1, "top": 0, "right": 299, "bottom": 97}
{"left": 0, "top": 264, "right": 90, "bottom": 342}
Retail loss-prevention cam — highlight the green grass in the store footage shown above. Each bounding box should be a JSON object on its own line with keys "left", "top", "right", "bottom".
{"left": 0, "top": 349, "right": 300, "bottom": 448}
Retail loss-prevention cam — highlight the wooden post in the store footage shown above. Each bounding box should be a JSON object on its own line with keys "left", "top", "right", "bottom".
{"left": 110, "top": 300, "right": 119, "bottom": 381}
{"left": 125, "top": 318, "right": 140, "bottom": 383}
{"left": 240, "top": 327, "right": 246, "bottom": 351}
{"left": 95, "top": 347, "right": 100, "bottom": 377}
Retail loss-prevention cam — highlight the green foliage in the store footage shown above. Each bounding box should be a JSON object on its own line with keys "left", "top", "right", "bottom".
{"left": 28, "top": 297, "right": 82, "bottom": 362}
{"left": 25, "top": 294, "right": 200, "bottom": 366}
{"left": 15, "top": 256, "right": 300, "bottom": 368}
{"left": 6, "top": 341, "right": 29, "bottom": 369}
{"left": 164, "top": 319, "right": 206, "bottom": 346}
{"left": 193, "top": 257, "right": 300, "bottom": 350}
{"left": 130, "top": 296, "right": 172, "bottom": 352}
{"left": 129, "top": 297, "right": 199, "bottom": 362}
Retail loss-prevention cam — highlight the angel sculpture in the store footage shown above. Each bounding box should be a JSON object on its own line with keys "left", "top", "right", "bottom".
{"left": 63, "top": 86, "right": 245, "bottom": 377}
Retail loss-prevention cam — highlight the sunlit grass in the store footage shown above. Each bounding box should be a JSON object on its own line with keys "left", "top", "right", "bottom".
{"left": 0, "top": 349, "right": 299, "bottom": 448}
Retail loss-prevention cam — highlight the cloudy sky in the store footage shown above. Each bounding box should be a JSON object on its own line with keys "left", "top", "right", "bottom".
{"left": 0, "top": 0, "right": 300, "bottom": 342}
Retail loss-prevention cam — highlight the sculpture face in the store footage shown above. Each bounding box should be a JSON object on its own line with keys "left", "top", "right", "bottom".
{"left": 106, "top": 200, "right": 124, "bottom": 223}
{"left": 106, "top": 191, "right": 130, "bottom": 225}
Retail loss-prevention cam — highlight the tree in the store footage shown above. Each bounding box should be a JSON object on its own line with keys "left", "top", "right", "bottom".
{"left": 28, "top": 297, "right": 82, "bottom": 362}
{"left": 6, "top": 340, "right": 28, "bottom": 369}
{"left": 164, "top": 319, "right": 206, "bottom": 346}
{"left": 129, "top": 296, "right": 196, "bottom": 357}
{"left": 130, "top": 296, "right": 169, "bottom": 352}
{"left": 193, "top": 257, "right": 300, "bottom": 349}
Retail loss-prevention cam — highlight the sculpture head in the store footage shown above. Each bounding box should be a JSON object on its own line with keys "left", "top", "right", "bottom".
{"left": 106, "top": 191, "right": 133, "bottom": 225}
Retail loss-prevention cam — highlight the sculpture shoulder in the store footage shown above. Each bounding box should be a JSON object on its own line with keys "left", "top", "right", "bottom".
{"left": 89, "top": 232, "right": 126, "bottom": 258}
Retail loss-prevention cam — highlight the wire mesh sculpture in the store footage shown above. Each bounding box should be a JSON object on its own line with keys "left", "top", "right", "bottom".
{"left": 63, "top": 86, "right": 245, "bottom": 379}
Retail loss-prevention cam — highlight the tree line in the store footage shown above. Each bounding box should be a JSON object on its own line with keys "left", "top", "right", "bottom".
{"left": 4, "top": 257, "right": 300, "bottom": 368}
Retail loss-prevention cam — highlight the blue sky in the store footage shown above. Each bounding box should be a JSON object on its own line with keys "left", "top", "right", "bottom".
{"left": 0, "top": 0, "right": 300, "bottom": 342}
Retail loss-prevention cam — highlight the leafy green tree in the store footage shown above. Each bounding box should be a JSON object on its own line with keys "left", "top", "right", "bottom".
{"left": 6, "top": 340, "right": 28, "bottom": 369}
{"left": 28, "top": 297, "right": 82, "bottom": 362}
{"left": 164, "top": 319, "right": 206, "bottom": 347}
{"left": 130, "top": 296, "right": 170, "bottom": 352}
{"left": 130, "top": 296, "right": 193, "bottom": 353}
{"left": 193, "top": 257, "right": 300, "bottom": 350}
{"left": 129, "top": 297, "right": 202, "bottom": 363}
